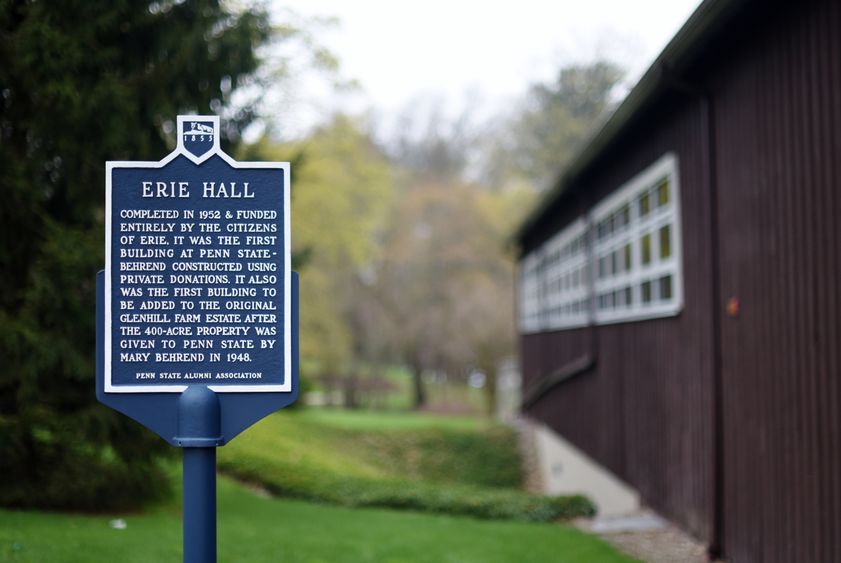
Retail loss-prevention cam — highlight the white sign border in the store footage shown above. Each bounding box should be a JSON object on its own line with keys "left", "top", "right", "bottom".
{"left": 104, "top": 115, "right": 292, "bottom": 393}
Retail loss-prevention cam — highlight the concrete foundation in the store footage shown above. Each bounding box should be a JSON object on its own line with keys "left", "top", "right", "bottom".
{"left": 525, "top": 418, "right": 640, "bottom": 517}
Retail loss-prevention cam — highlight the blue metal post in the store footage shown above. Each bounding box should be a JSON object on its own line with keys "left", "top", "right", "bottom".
{"left": 183, "top": 447, "right": 216, "bottom": 563}
{"left": 176, "top": 386, "right": 222, "bottom": 563}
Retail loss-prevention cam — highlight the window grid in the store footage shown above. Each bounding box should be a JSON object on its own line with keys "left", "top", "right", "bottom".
{"left": 518, "top": 253, "right": 541, "bottom": 333}
{"left": 592, "top": 154, "right": 682, "bottom": 324}
{"left": 518, "top": 153, "right": 682, "bottom": 334}
{"left": 540, "top": 219, "right": 589, "bottom": 330}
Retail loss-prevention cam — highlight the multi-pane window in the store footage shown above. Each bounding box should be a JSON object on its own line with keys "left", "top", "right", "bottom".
{"left": 591, "top": 153, "right": 682, "bottom": 323}
{"left": 518, "top": 252, "right": 542, "bottom": 333}
{"left": 517, "top": 153, "right": 682, "bottom": 333}
{"left": 540, "top": 219, "right": 589, "bottom": 330}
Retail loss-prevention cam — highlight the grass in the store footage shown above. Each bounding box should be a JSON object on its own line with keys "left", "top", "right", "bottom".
{"left": 0, "top": 476, "right": 636, "bottom": 563}
{"left": 215, "top": 409, "right": 593, "bottom": 521}
{"left": 220, "top": 409, "right": 515, "bottom": 485}
{"left": 299, "top": 408, "right": 485, "bottom": 432}
{"left": 305, "top": 369, "right": 489, "bottom": 414}
{"left": 0, "top": 409, "right": 616, "bottom": 560}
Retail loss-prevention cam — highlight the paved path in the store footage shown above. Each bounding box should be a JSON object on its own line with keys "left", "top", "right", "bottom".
{"left": 575, "top": 510, "right": 709, "bottom": 563}
{"left": 513, "top": 418, "right": 712, "bottom": 561}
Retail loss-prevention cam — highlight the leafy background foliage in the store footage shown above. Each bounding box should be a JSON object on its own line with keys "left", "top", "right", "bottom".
{"left": 0, "top": 0, "right": 623, "bottom": 512}
{"left": 0, "top": 0, "right": 269, "bottom": 509}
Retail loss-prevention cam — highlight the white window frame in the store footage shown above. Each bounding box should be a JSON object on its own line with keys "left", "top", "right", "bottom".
{"left": 517, "top": 152, "right": 683, "bottom": 334}
{"left": 590, "top": 152, "right": 683, "bottom": 324}
{"left": 517, "top": 251, "right": 542, "bottom": 334}
{"left": 539, "top": 218, "right": 590, "bottom": 331}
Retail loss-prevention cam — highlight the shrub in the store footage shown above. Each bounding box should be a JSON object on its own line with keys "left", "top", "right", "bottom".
{"left": 216, "top": 411, "right": 596, "bottom": 522}
{"left": 0, "top": 424, "right": 170, "bottom": 511}
{"left": 219, "top": 463, "right": 594, "bottom": 522}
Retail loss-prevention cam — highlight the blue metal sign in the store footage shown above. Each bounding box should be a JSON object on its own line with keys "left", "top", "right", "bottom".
{"left": 97, "top": 115, "right": 298, "bottom": 446}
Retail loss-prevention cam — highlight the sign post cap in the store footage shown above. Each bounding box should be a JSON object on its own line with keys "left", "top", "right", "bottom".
{"left": 176, "top": 386, "right": 223, "bottom": 447}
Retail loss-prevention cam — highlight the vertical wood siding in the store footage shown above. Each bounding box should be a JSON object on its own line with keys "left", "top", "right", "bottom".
{"left": 519, "top": 0, "right": 841, "bottom": 559}
{"left": 713, "top": 0, "right": 841, "bottom": 560}
{"left": 522, "top": 100, "right": 717, "bottom": 541}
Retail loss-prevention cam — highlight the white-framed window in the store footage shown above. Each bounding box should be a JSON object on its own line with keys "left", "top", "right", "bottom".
{"left": 517, "top": 153, "right": 683, "bottom": 333}
{"left": 591, "top": 153, "right": 683, "bottom": 324}
{"left": 540, "top": 218, "right": 590, "bottom": 330}
{"left": 518, "top": 251, "right": 542, "bottom": 334}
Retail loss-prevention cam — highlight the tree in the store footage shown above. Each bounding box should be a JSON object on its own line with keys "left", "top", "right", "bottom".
{"left": 247, "top": 115, "right": 395, "bottom": 404}
{"left": 0, "top": 0, "right": 275, "bottom": 510}
{"left": 375, "top": 178, "right": 523, "bottom": 411}
{"left": 389, "top": 98, "right": 476, "bottom": 184}
{"left": 465, "top": 187, "right": 534, "bottom": 414}
{"left": 482, "top": 60, "right": 624, "bottom": 190}
{"left": 373, "top": 101, "right": 528, "bottom": 412}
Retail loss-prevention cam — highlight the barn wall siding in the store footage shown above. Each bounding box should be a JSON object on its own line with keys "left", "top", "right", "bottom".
{"left": 522, "top": 99, "right": 717, "bottom": 541}
{"left": 712, "top": 0, "right": 841, "bottom": 560}
{"left": 520, "top": 0, "right": 841, "bottom": 559}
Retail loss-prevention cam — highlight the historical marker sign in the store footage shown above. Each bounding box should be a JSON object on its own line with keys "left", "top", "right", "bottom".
{"left": 105, "top": 115, "right": 290, "bottom": 393}
{"left": 98, "top": 115, "right": 298, "bottom": 563}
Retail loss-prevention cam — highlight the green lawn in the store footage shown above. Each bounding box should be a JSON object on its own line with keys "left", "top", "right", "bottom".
{"left": 305, "top": 366, "right": 488, "bottom": 413}
{"left": 215, "top": 409, "right": 593, "bottom": 522}
{"left": 298, "top": 408, "right": 486, "bottom": 432}
{"left": 0, "top": 476, "right": 635, "bottom": 563}
{"left": 218, "top": 409, "right": 519, "bottom": 489}
{"left": 0, "top": 410, "right": 630, "bottom": 561}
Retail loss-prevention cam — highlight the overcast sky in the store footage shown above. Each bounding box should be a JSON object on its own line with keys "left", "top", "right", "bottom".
{"left": 268, "top": 0, "right": 703, "bottom": 136}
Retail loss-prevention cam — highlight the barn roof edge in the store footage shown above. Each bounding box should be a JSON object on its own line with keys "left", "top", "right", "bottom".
{"left": 513, "top": 0, "right": 752, "bottom": 249}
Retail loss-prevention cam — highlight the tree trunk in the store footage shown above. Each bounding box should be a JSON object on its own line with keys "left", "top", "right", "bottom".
{"left": 411, "top": 364, "right": 426, "bottom": 410}
{"left": 321, "top": 375, "right": 334, "bottom": 407}
{"left": 483, "top": 364, "right": 498, "bottom": 417}
{"left": 344, "top": 375, "right": 358, "bottom": 409}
